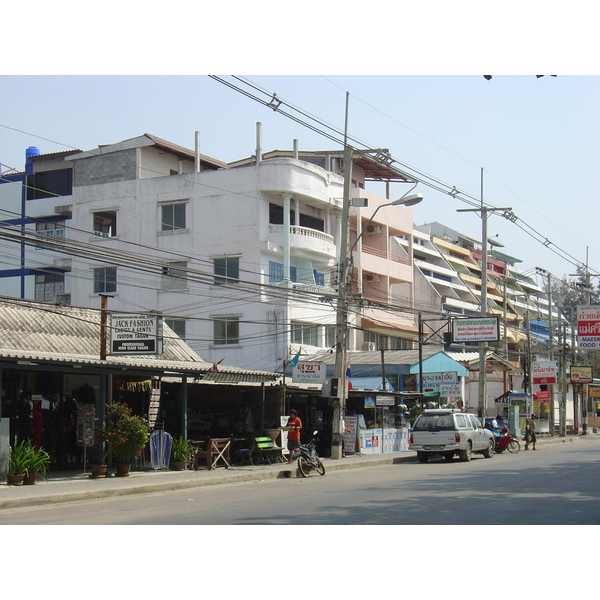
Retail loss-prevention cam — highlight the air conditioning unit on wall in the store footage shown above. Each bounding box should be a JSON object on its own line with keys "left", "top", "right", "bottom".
{"left": 364, "top": 342, "right": 376, "bottom": 351}
{"left": 366, "top": 224, "right": 382, "bottom": 235}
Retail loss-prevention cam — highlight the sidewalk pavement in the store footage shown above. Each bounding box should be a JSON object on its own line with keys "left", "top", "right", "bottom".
{"left": 0, "top": 434, "right": 591, "bottom": 511}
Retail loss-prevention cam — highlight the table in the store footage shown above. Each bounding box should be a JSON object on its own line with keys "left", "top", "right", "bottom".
{"left": 191, "top": 437, "right": 231, "bottom": 470}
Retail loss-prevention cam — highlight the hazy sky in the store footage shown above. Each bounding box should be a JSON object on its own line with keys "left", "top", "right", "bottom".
{"left": 1, "top": 4, "right": 599, "bottom": 286}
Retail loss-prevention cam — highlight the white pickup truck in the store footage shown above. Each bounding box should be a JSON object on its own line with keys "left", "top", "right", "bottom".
{"left": 409, "top": 409, "right": 495, "bottom": 462}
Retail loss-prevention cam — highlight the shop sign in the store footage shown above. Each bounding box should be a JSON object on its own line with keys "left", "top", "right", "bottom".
{"left": 375, "top": 395, "right": 395, "bottom": 406}
{"left": 292, "top": 362, "right": 326, "bottom": 384}
{"left": 422, "top": 371, "right": 458, "bottom": 394}
{"left": 577, "top": 305, "right": 600, "bottom": 349}
{"left": 364, "top": 395, "right": 376, "bottom": 408}
{"left": 440, "top": 382, "right": 461, "bottom": 397}
{"left": 589, "top": 386, "right": 600, "bottom": 398}
{"left": 570, "top": 366, "right": 593, "bottom": 383}
{"left": 534, "top": 390, "right": 550, "bottom": 401}
{"left": 110, "top": 313, "right": 162, "bottom": 355}
{"left": 532, "top": 361, "right": 558, "bottom": 384}
{"left": 76, "top": 405, "right": 95, "bottom": 447}
{"left": 452, "top": 316, "right": 499, "bottom": 342}
{"left": 343, "top": 416, "right": 359, "bottom": 455}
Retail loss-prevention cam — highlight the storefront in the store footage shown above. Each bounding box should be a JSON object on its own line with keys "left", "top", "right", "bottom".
{"left": 0, "top": 299, "right": 278, "bottom": 473}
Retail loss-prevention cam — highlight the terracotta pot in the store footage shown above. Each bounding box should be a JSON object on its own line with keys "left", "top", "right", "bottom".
{"left": 115, "top": 463, "right": 131, "bottom": 477}
{"left": 170, "top": 461, "right": 185, "bottom": 471}
{"left": 89, "top": 464, "right": 108, "bottom": 478}
{"left": 23, "top": 473, "right": 39, "bottom": 485}
{"left": 6, "top": 474, "right": 24, "bottom": 485}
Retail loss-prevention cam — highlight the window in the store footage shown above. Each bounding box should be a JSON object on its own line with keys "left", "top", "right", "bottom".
{"left": 325, "top": 324, "right": 336, "bottom": 348}
{"left": 35, "top": 220, "right": 65, "bottom": 249}
{"left": 26, "top": 168, "right": 72, "bottom": 200}
{"left": 213, "top": 317, "right": 239, "bottom": 345}
{"left": 313, "top": 270, "right": 325, "bottom": 286}
{"left": 269, "top": 261, "right": 297, "bottom": 283}
{"left": 35, "top": 272, "right": 64, "bottom": 302}
{"left": 161, "top": 202, "right": 186, "bottom": 231}
{"left": 165, "top": 319, "right": 186, "bottom": 338}
{"left": 162, "top": 261, "right": 188, "bottom": 291}
{"left": 93, "top": 211, "right": 117, "bottom": 237}
{"left": 291, "top": 320, "right": 319, "bottom": 346}
{"left": 93, "top": 267, "right": 116, "bottom": 294}
{"left": 214, "top": 257, "right": 240, "bottom": 285}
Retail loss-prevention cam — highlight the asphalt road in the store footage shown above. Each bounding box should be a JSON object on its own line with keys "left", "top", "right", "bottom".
{"left": 2, "top": 437, "right": 599, "bottom": 525}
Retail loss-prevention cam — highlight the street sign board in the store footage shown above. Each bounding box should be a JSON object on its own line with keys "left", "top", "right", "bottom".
{"left": 110, "top": 313, "right": 162, "bottom": 355}
{"left": 421, "top": 371, "right": 458, "bottom": 394}
{"left": 532, "top": 360, "right": 558, "bottom": 384}
{"left": 577, "top": 305, "right": 600, "bottom": 349}
{"left": 292, "top": 362, "right": 326, "bottom": 384}
{"left": 452, "top": 316, "right": 499, "bottom": 342}
{"left": 570, "top": 366, "right": 593, "bottom": 384}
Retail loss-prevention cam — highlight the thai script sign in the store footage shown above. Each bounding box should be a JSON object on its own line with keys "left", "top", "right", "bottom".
{"left": 343, "top": 416, "right": 359, "bottom": 454}
{"left": 570, "top": 366, "right": 593, "bottom": 384}
{"left": 292, "top": 362, "right": 326, "bottom": 384}
{"left": 375, "top": 395, "right": 395, "bottom": 406}
{"left": 110, "top": 313, "right": 162, "bottom": 354}
{"left": 421, "top": 371, "right": 458, "bottom": 394}
{"left": 532, "top": 361, "right": 558, "bottom": 384}
{"left": 577, "top": 305, "right": 600, "bottom": 349}
{"left": 452, "top": 316, "right": 499, "bottom": 342}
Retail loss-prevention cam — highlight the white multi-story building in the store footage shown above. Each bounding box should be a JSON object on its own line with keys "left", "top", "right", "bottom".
{"left": 0, "top": 133, "right": 421, "bottom": 373}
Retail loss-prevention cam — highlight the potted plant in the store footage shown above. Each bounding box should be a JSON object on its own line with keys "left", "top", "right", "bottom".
{"left": 6, "top": 439, "right": 31, "bottom": 485}
{"left": 23, "top": 440, "right": 51, "bottom": 485}
{"left": 96, "top": 402, "right": 150, "bottom": 477}
{"left": 170, "top": 437, "right": 196, "bottom": 470}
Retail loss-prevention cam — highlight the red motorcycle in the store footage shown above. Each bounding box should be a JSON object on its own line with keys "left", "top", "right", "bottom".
{"left": 494, "top": 428, "right": 520, "bottom": 453}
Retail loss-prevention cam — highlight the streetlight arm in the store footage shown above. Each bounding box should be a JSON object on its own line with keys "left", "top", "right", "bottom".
{"left": 349, "top": 191, "right": 423, "bottom": 254}
{"left": 349, "top": 203, "right": 390, "bottom": 254}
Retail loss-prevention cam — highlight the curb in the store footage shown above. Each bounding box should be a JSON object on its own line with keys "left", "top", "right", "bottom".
{"left": 0, "top": 435, "right": 588, "bottom": 511}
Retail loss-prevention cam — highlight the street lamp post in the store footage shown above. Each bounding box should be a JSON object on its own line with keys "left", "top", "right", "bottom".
{"left": 330, "top": 133, "right": 422, "bottom": 458}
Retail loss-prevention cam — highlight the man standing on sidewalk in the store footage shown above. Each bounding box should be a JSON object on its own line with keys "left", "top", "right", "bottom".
{"left": 525, "top": 414, "right": 537, "bottom": 450}
{"left": 286, "top": 409, "right": 302, "bottom": 464}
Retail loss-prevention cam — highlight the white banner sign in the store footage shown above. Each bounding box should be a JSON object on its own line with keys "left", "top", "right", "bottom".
{"left": 532, "top": 361, "right": 558, "bottom": 384}
{"left": 421, "top": 372, "right": 458, "bottom": 394}
{"left": 292, "top": 362, "right": 326, "bottom": 384}
{"left": 452, "top": 317, "right": 499, "bottom": 342}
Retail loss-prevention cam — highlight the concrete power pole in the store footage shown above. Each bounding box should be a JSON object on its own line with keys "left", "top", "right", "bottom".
{"left": 331, "top": 92, "right": 352, "bottom": 460}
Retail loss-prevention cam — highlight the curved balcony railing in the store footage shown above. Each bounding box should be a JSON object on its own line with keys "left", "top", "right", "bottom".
{"left": 269, "top": 224, "right": 335, "bottom": 245}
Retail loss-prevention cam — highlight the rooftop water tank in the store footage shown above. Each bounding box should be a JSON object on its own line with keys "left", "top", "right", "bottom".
{"left": 25, "top": 146, "right": 40, "bottom": 174}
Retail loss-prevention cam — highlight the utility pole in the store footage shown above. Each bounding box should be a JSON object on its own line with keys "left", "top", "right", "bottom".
{"left": 331, "top": 92, "right": 352, "bottom": 460}
{"left": 457, "top": 170, "right": 512, "bottom": 422}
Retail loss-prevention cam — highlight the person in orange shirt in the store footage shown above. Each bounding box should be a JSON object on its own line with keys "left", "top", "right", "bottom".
{"left": 286, "top": 409, "right": 302, "bottom": 464}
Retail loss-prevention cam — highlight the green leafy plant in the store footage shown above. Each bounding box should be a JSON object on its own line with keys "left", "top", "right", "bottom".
{"left": 24, "top": 441, "right": 51, "bottom": 479}
{"left": 8, "top": 439, "right": 31, "bottom": 475}
{"left": 97, "top": 402, "right": 150, "bottom": 464}
{"left": 170, "top": 437, "right": 196, "bottom": 463}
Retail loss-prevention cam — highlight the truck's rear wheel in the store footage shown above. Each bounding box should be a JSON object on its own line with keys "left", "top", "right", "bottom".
{"left": 458, "top": 443, "right": 472, "bottom": 462}
{"left": 417, "top": 451, "right": 429, "bottom": 463}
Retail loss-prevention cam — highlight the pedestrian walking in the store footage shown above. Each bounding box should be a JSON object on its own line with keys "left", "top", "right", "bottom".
{"left": 524, "top": 414, "right": 537, "bottom": 450}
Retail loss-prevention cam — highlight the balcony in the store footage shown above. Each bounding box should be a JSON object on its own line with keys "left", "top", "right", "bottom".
{"left": 268, "top": 225, "right": 336, "bottom": 258}
{"left": 362, "top": 244, "right": 411, "bottom": 265}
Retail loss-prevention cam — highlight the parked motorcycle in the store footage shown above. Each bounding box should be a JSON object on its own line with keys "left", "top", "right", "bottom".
{"left": 494, "top": 428, "right": 520, "bottom": 453}
{"left": 293, "top": 430, "right": 326, "bottom": 477}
